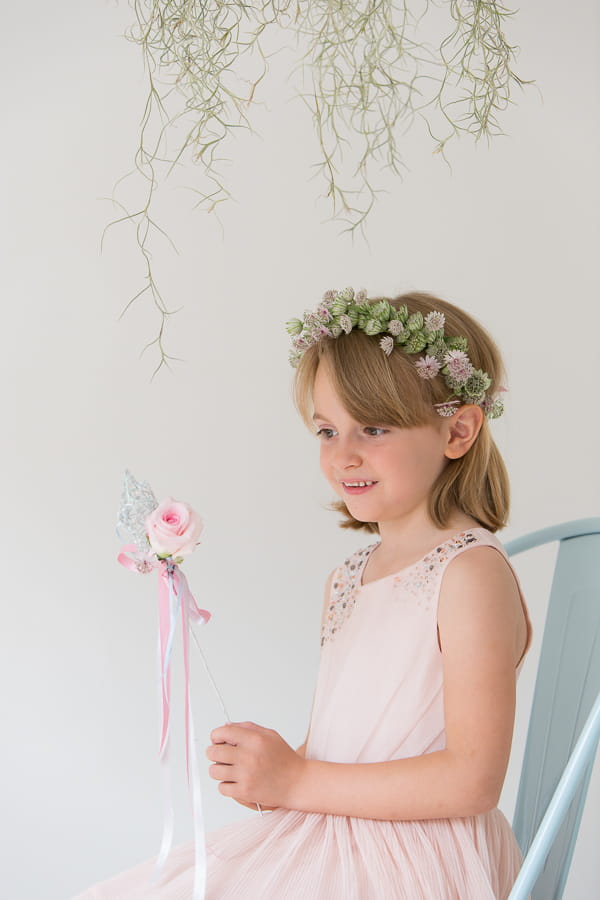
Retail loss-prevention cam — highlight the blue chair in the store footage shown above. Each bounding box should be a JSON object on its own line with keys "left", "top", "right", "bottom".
{"left": 505, "top": 518, "right": 600, "bottom": 900}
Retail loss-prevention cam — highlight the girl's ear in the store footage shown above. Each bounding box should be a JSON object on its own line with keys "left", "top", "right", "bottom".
{"left": 444, "top": 405, "right": 484, "bottom": 460}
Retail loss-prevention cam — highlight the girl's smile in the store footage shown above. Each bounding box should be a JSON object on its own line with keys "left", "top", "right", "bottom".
{"left": 340, "top": 480, "right": 378, "bottom": 495}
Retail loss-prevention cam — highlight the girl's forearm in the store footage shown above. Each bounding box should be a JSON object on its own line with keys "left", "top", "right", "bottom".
{"left": 286, "top": 750, "right": 502, "bottom": 821}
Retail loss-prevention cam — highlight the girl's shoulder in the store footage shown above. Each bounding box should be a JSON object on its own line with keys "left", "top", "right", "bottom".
{"left": 438, "top": 528, "right": 532, "bottom": 667}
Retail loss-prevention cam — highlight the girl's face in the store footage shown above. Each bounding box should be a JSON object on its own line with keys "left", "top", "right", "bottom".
{"left": 312, "top": 362, "right": 450, "bottom": 531}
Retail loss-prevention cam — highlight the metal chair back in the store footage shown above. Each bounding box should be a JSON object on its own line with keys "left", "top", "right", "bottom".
{"left": 506, "top": 518, "right": 600, "bottom": 899}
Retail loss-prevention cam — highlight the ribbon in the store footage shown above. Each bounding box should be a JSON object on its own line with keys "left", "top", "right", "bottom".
{"left": 118, "top": 545, "right": 211, "bottom": 899}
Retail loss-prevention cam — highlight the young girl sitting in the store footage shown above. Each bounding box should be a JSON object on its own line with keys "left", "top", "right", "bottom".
{"left": 78, "top": 289, "right": 531, "bottom": 899}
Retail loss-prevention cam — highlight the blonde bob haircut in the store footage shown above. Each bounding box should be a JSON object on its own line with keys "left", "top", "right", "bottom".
{"left": 294, "top": 291, "right": 510, "bottom": 534}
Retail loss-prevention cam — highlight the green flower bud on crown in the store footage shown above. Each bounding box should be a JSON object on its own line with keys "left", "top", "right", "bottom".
{"left": 331, "top": 296, "right": 348, "bottom": 316}
{"left": 286, "top": 318, "right": 303, "bottom": 336}
{"left": 406, "top": 311, "right": 424, "bottom": 332}
{"left": 286, "top": 289, "right": 504, "bottom": 420}
{"left": 404, "top": 330, "right": 428, "bottom": 353}
{"left": 347, "top": 305, "right": 360, "bottom": 326}
{"left": 464, "top": 369, "right": 492, "bottom": 397}
{"left": 484, "top": 397, "right": 505, "bottom": 419}
{"left": 370, "top": 299, "right": 393, "bottom": 320}
{"left": 357, "top": 307, "right": 374, "bottom": 330}
{"left": 446, "top": 335, "right": 468, "bottom": 352}
{"left": 364, "top": 317, "right": 386, "bottom": 336}
{"left": 445, "top": 375, "right": 470, "bottom": 393}
{"left": 427, "top": 339, "right": 447, "bottom": 363}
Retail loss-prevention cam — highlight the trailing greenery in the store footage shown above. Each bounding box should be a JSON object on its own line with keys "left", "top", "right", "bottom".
{"left": 112, "top": 0, "right": 527, "bottom": 373}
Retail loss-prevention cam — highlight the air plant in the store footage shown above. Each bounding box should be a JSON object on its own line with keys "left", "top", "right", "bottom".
{"left": 110, "top": 0, "right": 528, "bottom": 373}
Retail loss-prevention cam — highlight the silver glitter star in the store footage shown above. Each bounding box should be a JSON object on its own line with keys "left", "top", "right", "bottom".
{"left": 117, "top": 470, "right": 158, "bottom": 553}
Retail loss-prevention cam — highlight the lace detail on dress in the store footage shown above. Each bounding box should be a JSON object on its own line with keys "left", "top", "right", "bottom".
{"left": 320, "top": 543, "right": 377, "bottom": 646}
{"left": 392, "top": 530, "right": 480, "bottom": 609}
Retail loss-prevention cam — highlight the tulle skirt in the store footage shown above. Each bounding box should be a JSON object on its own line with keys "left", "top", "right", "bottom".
{"left": 77, "top": 806, "right": 522, "bottom": 900}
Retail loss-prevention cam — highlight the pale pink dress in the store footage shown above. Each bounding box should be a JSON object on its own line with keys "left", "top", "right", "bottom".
{"left": 76, "top": 527, "right": 531, "bottom": 900}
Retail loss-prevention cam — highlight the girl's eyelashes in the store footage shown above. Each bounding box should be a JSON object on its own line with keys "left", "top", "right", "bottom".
{"left": 315, "top": 427, "right": 338, "bottom": 440}
{"left": 315, "top": 425, "right": 388, "bottom": 439}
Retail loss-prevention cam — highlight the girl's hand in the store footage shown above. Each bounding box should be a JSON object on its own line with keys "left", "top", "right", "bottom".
{"left": 206, "top": 721, "right": 306, "bottom": 809}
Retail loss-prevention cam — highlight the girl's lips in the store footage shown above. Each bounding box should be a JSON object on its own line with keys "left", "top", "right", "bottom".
{"left": 341, "top": 480, "right": 378, "bottom": 495}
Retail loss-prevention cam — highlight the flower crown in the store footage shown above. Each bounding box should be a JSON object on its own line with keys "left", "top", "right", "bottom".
{"left": 286, "top": 288, "right": 504, "bottom": 419}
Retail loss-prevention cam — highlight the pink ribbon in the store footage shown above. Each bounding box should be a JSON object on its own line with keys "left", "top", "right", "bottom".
{"left": 118, "top": 545, "right": 211, "bottom": 899}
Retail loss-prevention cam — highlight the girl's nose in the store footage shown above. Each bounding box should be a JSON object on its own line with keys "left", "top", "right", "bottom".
{"left": 333, "top": 436, "right": 362, "bottom": 469}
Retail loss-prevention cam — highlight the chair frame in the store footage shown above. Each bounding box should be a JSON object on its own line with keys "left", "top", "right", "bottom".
{"left": 507, "top": 694, "right": 600, "bottom": 899}
{"left": 505, "top": 518, "right": 600, "bottom": 900}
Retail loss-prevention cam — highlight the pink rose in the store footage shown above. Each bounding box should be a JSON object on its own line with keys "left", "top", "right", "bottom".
{"left": 145, "top": 498, "right": 203, "bottom": 560}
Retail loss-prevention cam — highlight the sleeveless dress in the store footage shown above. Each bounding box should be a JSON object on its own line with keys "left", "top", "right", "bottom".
{"left": 76, "top": 527, "right": 531, "bottom": 900}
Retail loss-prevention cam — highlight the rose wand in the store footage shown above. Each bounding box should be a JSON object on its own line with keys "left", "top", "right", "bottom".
{"left": 117, "top": 472, "right": 236, "bottom": 900}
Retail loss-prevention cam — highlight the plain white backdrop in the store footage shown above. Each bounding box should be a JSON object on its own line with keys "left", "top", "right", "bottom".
{"left": 2, "top": 1, "right": 599, "bottom": 898}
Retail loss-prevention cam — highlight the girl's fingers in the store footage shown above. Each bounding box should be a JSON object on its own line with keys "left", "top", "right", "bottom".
{"left": 218, "top": 781, "right": 237, "bottom": 798}
{"left": 210, "top": 721, "right": 264, "bottom": 744}
{"left": 208, "top": 762, "right": 236, "bottom": 781}
{"left": 206, "top": 743, "right": 236, "bottom": 764}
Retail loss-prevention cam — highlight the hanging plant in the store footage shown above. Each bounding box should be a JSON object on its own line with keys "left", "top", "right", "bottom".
{"left": 109, "top": 0, "right": 528, "bottom": 373}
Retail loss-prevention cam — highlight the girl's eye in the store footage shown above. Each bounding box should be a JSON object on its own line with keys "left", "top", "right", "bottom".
{"left": 315, "top": 427, "right": 337, "bottom": 440}
{"left": 364, "top": 426, "right": 387, "bottom": 437}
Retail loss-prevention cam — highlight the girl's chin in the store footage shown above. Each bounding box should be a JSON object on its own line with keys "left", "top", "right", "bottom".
{"left": 340, "top": 499, "right": 381, "bottom": 522}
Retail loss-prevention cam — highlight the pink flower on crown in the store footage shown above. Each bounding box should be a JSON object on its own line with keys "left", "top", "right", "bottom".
{"left": 387, "top": 319, "right": 404, "bottom": 337}
{"left": 317, "top": 305, "right": 332, "bottom": 322}
{"left": 444, "top": 350, "right": 474, "bottom": 384}
{"left": 415, "top": 355, "right": 441, "bottom": 379}
{"left": 380, "top": 335, "right": 394, "bottom": 356}
{"left": 339, "top": 314, "right": 353, "bottom": 334}
{"left": 425, "top": 311, "right": 445, "bottom": 332}
{"left": 317, "top": 325, "right": 333, "bottom": 338}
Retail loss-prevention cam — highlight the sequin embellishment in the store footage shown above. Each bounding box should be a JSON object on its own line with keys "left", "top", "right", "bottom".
{"left": 321, "top": 531, "right": 482, "bottom": 645}
{"left": 392, "top": 531, "right": 479, "bottom": 609}
{"left": 320, "top": 544, "right": 378, "bottom": 646}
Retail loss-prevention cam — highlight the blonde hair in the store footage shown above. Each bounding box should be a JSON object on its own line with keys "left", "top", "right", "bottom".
{"left": 293, "top": 291, "right": 509, "bottom": 533}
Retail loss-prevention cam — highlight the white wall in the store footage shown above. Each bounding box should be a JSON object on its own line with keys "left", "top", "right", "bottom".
{"left": 2, "top": 2, "right": 599, "bottom": 898}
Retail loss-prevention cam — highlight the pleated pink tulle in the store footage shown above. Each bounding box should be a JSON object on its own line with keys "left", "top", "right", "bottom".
{"left": 76, "top": 528, "right": 529, "bottom": 900}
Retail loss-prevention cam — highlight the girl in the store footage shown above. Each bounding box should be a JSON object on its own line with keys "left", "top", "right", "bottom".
{"left": 78, "top": 289, "right": 531, "bottom": 899}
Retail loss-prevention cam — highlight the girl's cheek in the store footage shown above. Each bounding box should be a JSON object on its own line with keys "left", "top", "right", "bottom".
{"left": 320, "top": 451, "right": 337, "bottom": 484}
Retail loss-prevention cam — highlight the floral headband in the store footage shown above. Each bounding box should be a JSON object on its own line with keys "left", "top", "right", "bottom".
{"left": 286, "top": 288, "right": 505, "bottom": 419}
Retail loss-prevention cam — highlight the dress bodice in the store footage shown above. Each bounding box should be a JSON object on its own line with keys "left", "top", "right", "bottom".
{"left": 306, "top": 528, "right": 529, "bottom": 765}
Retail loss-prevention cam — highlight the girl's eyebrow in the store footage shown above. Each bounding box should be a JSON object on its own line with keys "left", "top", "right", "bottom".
{"left": 312, "top": 411, "right": 328, "bottom": 421}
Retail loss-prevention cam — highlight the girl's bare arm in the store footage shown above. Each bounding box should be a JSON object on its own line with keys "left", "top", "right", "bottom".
{"left": 210, "top": 549, "right": 527, "bottom": 820}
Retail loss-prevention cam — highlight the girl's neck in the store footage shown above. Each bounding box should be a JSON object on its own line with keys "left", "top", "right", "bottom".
{"left": 373, "top": 512, "right": 482, "bottom": 572}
